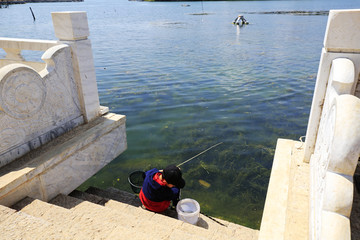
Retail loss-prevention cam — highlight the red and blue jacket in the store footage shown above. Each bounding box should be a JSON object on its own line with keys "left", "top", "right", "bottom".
{"left": 139, "top": 168, "right": 180, "bottom": 212}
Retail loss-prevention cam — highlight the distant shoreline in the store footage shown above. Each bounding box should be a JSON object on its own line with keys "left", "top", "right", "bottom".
{"left": 245, "top": 10, "right": 329, "bottom": 16}
{"left": 0, "top": 0, "right": 82, "bottom": 6}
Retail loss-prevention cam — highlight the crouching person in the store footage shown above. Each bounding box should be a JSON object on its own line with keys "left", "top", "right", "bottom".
{"left": 139, "top": 165, "right": 185, "bottom": 212}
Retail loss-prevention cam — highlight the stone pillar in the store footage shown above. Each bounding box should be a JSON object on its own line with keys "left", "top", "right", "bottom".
{"left": 51, "top": 11, "right": 100, "bottom": 123}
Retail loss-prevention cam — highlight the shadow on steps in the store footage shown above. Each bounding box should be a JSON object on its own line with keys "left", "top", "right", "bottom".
{"left": 8, "top": 186, "right": 260, "bottom": 239}
{"left": 70, "top": 186, "right": 179, "bottom": 219}
{"left": 70, "top": 187, "right": 211, "bottom": 229}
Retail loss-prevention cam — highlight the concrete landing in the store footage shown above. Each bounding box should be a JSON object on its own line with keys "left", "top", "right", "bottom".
{"left": 1, "top": 186, "right": 259, "bottom": 240}
{"left": 259, "top": 139, "right": 310, "bottom": 240}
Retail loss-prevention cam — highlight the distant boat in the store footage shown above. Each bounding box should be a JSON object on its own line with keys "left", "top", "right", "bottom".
{"left": 181, "top": 4, "right": 190, "bottom": 7}
{"left": 233, "top": 21, "right": 249, "bottom": 26}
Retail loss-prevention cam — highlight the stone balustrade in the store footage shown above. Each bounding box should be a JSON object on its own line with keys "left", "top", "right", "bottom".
{"left": 303, "top": 9, "right": 360, "bottom": 240}
{"left": 0, "top": 12, "right": 104, "bottom": 168}
{"left": 0, "top": 11, "right": 126, "bottom": 206}
{"left": 0, "top": 38, "right": 58, "bottom": 71}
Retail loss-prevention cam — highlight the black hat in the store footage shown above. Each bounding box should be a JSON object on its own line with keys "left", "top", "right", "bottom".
{"left": 163, "top": 165, "right": 185, "bottom": 189}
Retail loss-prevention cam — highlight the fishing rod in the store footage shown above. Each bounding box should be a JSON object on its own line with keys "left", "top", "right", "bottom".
{"left": 177, "top": 142, "right": 223, "bottom": 167}
{"left": 128, "top": 142, "right": 223, "bottom": 193}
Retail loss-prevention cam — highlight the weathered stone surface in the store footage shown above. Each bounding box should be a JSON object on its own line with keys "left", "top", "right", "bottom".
{"left": 310, "top": 95, "right": 360, "bottom": 240}
{"left": 52, "top": 12, "right": 100, "bottom": 122}
{"left": 0, "top": 187, "right": 260, "bottom": 240}
{"left": 69, "top": 189, "right": 106, "bottom": 205}
{"left": 259, "top": 138, "right": 292, "bottom": 240}
{"left": 0, "top": 207, "right": 65, "bottom": 239}
{"left": 0, "top": 45, "right": 83, "bottom": 167}
{"left": 324, "top": 10, "right": 360, "bottom": 53}
{"left": 300, "top": 9, "right": 360, "bottom": 240}
{"left": 86, "top": 186, "right": 141, "bottom": 206}
{"left": 259, "top": 139, "right": 309, "bottom": 240}
{"left": 0, "top": 204, "right": 16, "bottom": 223}
{"left": 51, "top": 12, "right": 89, "bottom": 41}
{"left": 321, "top": 211, "right": 351, "bottom": 240}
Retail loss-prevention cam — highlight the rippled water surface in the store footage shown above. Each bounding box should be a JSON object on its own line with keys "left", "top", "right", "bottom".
{"left": 1, "top": 0, "right": 359, "bottom": 229}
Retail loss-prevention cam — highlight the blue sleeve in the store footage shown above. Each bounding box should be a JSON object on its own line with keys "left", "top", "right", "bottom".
{"left": 171, "top": 187, "right": 180, "bottom": 197}
{"left": 142, "top": 168, "right": 180, "bottom": 202}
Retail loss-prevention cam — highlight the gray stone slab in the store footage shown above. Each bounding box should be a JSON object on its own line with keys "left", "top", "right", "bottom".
{"left": 69, "top": 189, "right": 107, "bottom": 205}
{"left": 85, "top": 186, "right": 142, "bottom": 207}
{"left": 49, "top": 194, "right": 84, "bottom": 209}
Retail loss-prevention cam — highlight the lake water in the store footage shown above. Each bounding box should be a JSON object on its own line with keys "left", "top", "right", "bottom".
{"left": 1, "top": 0, "right": 359, "bottom": 229}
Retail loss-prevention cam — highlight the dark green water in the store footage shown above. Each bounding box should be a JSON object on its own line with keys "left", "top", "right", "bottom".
{"left": 1, "top": 0, "right": 359, "bottom": 229}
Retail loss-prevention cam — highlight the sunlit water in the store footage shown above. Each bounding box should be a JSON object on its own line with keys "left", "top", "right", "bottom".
{"left": 1, "top": 0, "right": 359, "bottom": 229}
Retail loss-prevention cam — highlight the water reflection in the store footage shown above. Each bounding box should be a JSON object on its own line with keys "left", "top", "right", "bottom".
{"left": 236, "top": 25, "right": 241, "bottom": 43}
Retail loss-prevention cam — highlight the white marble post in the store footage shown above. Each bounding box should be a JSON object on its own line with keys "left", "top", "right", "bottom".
{"left": 51, "top": 11, "right": 100, "bottom": 123}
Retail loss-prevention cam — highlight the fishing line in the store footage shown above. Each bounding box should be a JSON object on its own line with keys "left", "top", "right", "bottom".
{"left": 177, "top": 142, "right": 223, "bottom": 167}
{"left": 201, "top": 211, "right": 226, "bottom": 226}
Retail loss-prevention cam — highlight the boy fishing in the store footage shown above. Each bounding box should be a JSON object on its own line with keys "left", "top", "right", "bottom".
{"left": 139, "top": 165, "right": 185, "bottom": 212}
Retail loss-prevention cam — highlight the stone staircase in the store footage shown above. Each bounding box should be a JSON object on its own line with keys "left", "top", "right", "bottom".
{"left": 0, "top": 186, "right": 259, "bottom": 240}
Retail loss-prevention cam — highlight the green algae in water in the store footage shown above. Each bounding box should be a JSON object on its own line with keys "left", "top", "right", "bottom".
{"left": 79, "top": 112, "right": 275, "bottom": 229}
{"left": 79, "top": 139, "right": 271, "bottom": 229}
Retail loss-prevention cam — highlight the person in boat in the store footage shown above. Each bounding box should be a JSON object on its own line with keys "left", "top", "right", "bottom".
{"left": 233, "top": 15, "right": 248, "bottom": 25}
{"left": 139, "top": 165, "right": 185, "bottom": 212}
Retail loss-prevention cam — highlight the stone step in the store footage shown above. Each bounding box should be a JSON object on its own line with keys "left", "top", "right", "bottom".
{"left": 85, "top": 186, "right": 142, "bottom": 207}
{"left": 54, "top": 193, "right": 208, "bottom": 239}
{"left": 70, "top": 189, "right": 156, "bottom": 220}
{"left": 50, "top": 194, "right": 152, "bottom": 237}
{"left": 85, "top": 186, "right": 178, "bottom": 218}
{"left": 3, "top": 187, "right": 258, "bottom": 240}
{"left": 70, "top": 188, "right": 157, "bottom": 220}
{"left": 0, "top": 203, "right": 65, "bottom": 239}
{"left": 69, "top": 189, "right": 108, "bottom": 205}
{"left": 67, "top": 191, "right": 212, "bottom": 239}
{"left": 70, "top": 190, "right": 192, "bottom": 239}
{"left": 0, "top": 203, "right": 16, "bottom": 222}
{"left": 77, "top": 187, "right": 259, "bottom": 240}
{"left": 13, "top": 196, "right": 114, "bottom": 239}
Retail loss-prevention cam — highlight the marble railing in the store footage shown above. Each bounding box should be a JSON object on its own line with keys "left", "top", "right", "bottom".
{"left": 304, "top": 9, "right": 360, "bottom": 240}
{"left": 0, "top": 12, "right": 101, "bottom": 168}
{"left": 0, "top": 38, "right": 58, "bottom": 71}
{"left": 0, "top": 12, "right": 127, "bottom": 206}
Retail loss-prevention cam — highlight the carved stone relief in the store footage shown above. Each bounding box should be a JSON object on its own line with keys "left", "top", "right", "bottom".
{"left": 0, "top": 44, "right": 83, "bottom": 166}
{"left": 0, "top": 65, "right": 46, "bottom": 119}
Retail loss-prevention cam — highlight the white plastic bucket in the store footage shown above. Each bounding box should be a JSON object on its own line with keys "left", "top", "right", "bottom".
{"left": 176, "top": 198, "right": 200, "bottom": 225}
